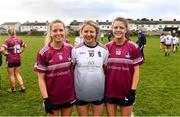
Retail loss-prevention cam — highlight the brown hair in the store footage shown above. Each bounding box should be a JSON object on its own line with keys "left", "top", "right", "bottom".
{"left": 112, "top": 17, "right": 130, "bottom": 39}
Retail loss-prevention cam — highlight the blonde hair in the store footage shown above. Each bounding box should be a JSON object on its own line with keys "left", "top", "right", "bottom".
{"left": 167, "top": 31, "right": 171, "bottom": 35}
{"left": 45, "top": 19, "right": 65, "bottom": 45}
{"left": 79, "top": 20, "right": 100, "bottom": 40}
{"left": 7, "top": 27, "right": 16, "bottom": 36}
{"left": 112, "top": 17, "right": 130, "bottom": 39}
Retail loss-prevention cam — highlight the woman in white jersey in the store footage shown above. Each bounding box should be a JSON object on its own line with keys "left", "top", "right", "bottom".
{"left": 164, "top": 31, "right": 173, "bottom": 56}
{"left": 72, "top": 20, "right": 108, "bottom": 116}
{"left": 160, "top": 33, "right": 165, "bottom": 51}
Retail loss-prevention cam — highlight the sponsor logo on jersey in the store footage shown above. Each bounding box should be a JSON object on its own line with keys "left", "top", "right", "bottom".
{"left": 59, "top": 55, "right": 63, "bottom": 60}
{"left": 70, "top": 100, "right": 76, "bottom": 104}
{"left": 79, "top": 52, "right": 86, "bottom": 55}
{"left": 88, "top": 61, "right": 95, "bottom": 65}
{"left": 116, "top": 50, "right": 121, "bottom": 55}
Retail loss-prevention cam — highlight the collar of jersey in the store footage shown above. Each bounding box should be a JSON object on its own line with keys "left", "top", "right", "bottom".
{"left": 84, "top": 42, "right": 98, "bottom": 48}
{"left": 48, "top": 42, "right": 64, "bottom": 51}
{"left": 113, "top": 39, "right": 128, "bottom": 47}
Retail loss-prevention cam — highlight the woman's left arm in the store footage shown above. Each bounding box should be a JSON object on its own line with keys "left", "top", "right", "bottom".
{"left": 20, "top": 43, "right": 27, "bottom": 54}
{"left": 131, "top": 65, "right": 139, "bottom": 90}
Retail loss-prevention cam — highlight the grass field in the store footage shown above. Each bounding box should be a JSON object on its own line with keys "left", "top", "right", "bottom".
{"left": 0, "top": 35, "right": 180, "bottom": 116}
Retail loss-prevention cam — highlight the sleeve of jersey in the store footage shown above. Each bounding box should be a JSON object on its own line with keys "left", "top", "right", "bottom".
{"left": 2, "top": 40, "right": 8, "bottom": 49}
{"left": 34, "top": 52, "right": 46, "bottom": 73}
{"left": 71, "top": 47, "right": 77, "bottom": 64}
{"left": 133, "top": 47, "right": 144, "bottom": 65}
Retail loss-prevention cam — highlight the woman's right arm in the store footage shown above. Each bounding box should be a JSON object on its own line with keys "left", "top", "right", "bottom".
{"left": 0, "top": 46, "right": 8, "bottom": 56}
{"left": 38, "top": 72, "right": 48, "bottom": 99}
{"left": 0, "top": 47, "right": 4, "bottom": 53}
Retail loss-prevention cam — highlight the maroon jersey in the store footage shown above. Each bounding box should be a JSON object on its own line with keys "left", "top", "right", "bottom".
{"left": 2, "top": 36, "right": 25, "bottom": 64}
{"left": 34, "top": 42, "right": 75, "bottom": 104}
{"left": 105, "top": 40, "right": 144, "bottom": 99}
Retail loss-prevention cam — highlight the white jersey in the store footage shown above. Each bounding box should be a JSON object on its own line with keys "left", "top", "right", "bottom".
{"left": 72, "top": 42, "right": 108, "bottom": 101}
{"left": 172, "top": 36, "right": 177, "bottom": 45}
{"left": 164, "top": 35, "right": 173, "bottom": 45}
{"left": 172, "top": 36, "right": 179, "bottom": 45}
{"left": 160, "top": 35, "right": 165, "bottom": 43}
{"left": 74, "top": 36, "right": 84, "bottom": 46}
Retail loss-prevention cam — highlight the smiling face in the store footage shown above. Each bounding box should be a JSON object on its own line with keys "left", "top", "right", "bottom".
{"left": 112, "top": 20, "right": 127, "bottom": 41}
{"left": 50, "top": 22, "right": 65, "bottom": 43}
{"left": 81, "top": 24, "right": 97, "bottom": 46}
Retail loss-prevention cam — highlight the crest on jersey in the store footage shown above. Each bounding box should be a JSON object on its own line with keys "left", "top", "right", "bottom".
{"left": 98, "top": 51, "right": 101, "bottom": 57}
{"left": 125, "top": 51, "right": 130, "bottom": 58}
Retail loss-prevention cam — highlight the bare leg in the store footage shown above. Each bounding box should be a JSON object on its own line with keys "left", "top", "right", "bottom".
{"left": 61, "top": 107, "right": 73, "bottom": 116}
{"left": 92, "top": 103, "right": 104, "bottom": 116}
{"left": 7, "top": 67, "right": 16, "bottom": 90}
{"left": 14, "top": 67, "right": 25, "bottom": 90}
{"left": 120, "top": 105, "right": 133, "bottom": 116}
{"left": 47, "top": 110, "right": 59, "bottom": 116}
{"left": 106, "top": 103, "right": 117, "bottom": 116}
{"left": 76, "top": 104, "right": 89, "bottom": 116}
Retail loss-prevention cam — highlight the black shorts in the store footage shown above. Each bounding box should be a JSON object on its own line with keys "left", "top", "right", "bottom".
{"left": 52, "top": 100, "right": 76, "bottom": 110}
{"left": 76, "top": 98, "right": 104, "bottom": 106}
{"left": 7, "top": 62, "right": 21, "bottom": 68}
{"left": 104, "top": 97, "right": 134, "bottom": 106}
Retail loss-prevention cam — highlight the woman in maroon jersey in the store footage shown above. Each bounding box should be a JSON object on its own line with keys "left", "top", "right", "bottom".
{"left": 34, "top": 19, "right": 76, "bottom": 116}
{"left": 105, "top": 17, "right": 144, "bottom": 116}
{"left": 0, "top": 27, "right": 26, "bottom": 93}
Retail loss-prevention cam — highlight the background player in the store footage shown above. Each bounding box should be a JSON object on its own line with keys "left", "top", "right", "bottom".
{"left": 164, "top": 31, "right": 173, "bottom": 56}
{"left": 136, "top": 30, "right": 146, "bottom": 59}
{"left": 0, "top": 27, "right": 26, "bottom": 93}
{"left": 160, "top": 33, "right": 165, "bottom": 51}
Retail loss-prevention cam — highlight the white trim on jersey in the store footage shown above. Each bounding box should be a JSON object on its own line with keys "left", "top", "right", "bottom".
{"left": 2, "top": 44, "right": 8, "bottom": 49}
{"left": 34, "top": 62, "right": 46, "bottom": 71}
{"left": 47, "top": 62, "right": 71, "bottom": 71}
